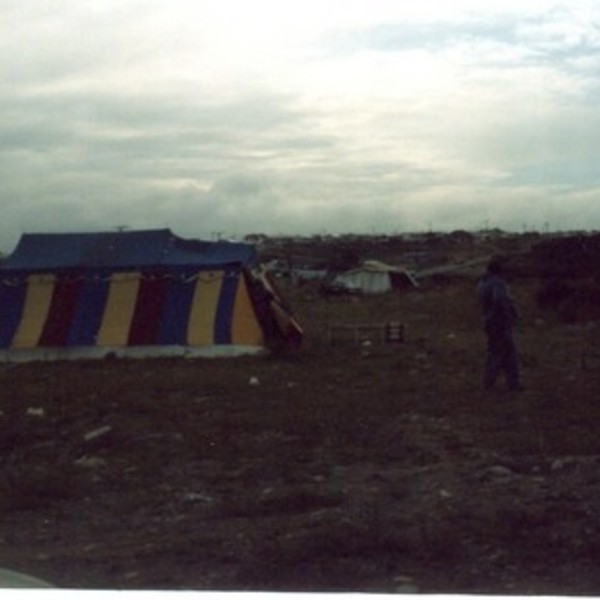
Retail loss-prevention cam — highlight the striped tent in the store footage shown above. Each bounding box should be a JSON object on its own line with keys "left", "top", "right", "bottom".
{"left": 0, "top": 229, "right": 302, "bottom": 361}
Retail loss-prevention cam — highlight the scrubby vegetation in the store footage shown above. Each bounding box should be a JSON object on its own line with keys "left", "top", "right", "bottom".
{"left": 2, "top": 231, "right": 600, "bottom": 593}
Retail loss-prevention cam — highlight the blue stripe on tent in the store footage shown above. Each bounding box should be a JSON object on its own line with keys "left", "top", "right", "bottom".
{"left": 157, "top": 277, "right": 196, "bottom": 345}
{"left": 214, "top": 272, "right": 238, "bottom": 344}
{"left": 0, "top": 281, "right": 27, "bottom": 348}
{"left": 67, "top": 278, "right": 111, "bottom": 346}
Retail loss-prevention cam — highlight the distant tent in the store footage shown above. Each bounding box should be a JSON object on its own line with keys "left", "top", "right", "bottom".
{"left": 332, "top": 260, "right": 418, "bottom": 294}
{"left": 0, "top": 229, "right": 302, "bottom": 361}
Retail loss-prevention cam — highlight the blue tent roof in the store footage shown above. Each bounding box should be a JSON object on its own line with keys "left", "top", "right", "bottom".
{"left": 2, "top": 229, "right": 257, "bottom": 272}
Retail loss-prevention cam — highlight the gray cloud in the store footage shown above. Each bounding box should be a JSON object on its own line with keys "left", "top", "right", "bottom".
{"left": 1, "top": 1, "right": 600, "bottom": 253}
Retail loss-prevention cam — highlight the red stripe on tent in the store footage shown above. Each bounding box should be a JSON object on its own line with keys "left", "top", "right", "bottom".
{"left": 128, "top": 275, "right": 167, "bottom": 345}
{"left": 38, "top": 276, "right": 82, "bottom": 347}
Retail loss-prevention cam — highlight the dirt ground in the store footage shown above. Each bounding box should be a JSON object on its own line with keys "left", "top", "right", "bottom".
{"left": 1, "top": 277, "right": 600, "bottom": 594}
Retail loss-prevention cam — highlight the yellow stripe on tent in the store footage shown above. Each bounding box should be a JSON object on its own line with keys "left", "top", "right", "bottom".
{"left": 11, "top": 274, "right": 56, "bottom": 349}
{"left": 231, "top": 275, "right": 264, "bottom": 346}
{"left": 96, "top": 273, "right": 140, "bottom": 346}
{"left": 187, "top": 272, "right": 223, "bottom": 346}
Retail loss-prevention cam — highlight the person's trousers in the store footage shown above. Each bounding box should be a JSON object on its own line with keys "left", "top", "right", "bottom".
{"left": 484, "top": 326, "right": 520, "bottom": 390}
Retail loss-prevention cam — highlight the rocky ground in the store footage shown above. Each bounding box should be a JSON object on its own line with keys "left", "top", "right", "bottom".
{"left": 1, "top": 279, "right": 600, "bottom": 593}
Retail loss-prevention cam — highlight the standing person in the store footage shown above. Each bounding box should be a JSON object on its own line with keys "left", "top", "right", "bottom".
{"left": 477, "top": 259, "right": 522, "bottom": 391}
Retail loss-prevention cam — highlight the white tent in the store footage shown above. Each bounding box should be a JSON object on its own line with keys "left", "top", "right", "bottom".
{"left": 332, "top": 260, "right": 418, "bottom": 294}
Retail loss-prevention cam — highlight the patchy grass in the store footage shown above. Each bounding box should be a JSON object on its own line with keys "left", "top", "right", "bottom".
{"left": 1, "top": 276, "right": 600, "bottom": 593}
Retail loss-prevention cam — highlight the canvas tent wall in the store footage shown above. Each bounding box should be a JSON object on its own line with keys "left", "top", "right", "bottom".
{"left": 0, "top": 229, "right": 302, "bottom": 361}
{"left": 332, "top": 260, "right": 418, "bottom": 294}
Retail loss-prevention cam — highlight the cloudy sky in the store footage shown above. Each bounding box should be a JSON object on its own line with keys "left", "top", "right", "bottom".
{"left": 2, "top": 1, "right": 600, "bottom": 250}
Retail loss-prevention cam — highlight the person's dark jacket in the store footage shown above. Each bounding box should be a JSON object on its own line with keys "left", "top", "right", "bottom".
{"left": 477, "top": 273, "right": 518, "bottom": 331}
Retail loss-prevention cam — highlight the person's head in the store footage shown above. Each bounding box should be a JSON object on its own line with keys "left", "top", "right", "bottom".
{"left": 487, "top": 259, "right": 502, "bottom": 276}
